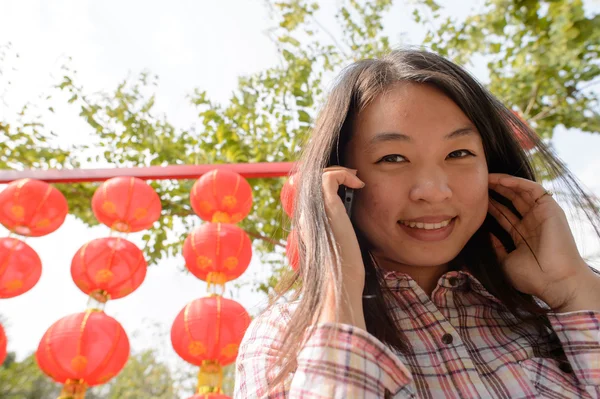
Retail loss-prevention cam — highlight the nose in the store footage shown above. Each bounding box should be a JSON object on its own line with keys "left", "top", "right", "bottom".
{"left": 408, "top": 167, "right": 452, "bottom": 203}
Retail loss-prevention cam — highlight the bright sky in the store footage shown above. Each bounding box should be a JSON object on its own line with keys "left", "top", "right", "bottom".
{"left": 1, "top": 0, "right": 599, "bottom": 388}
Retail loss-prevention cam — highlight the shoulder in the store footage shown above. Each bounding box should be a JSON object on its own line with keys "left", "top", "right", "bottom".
{"left": 240, "top": 301, "right": 299, "bottom": 349}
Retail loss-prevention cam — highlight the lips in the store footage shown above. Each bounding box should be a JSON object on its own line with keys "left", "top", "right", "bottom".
{"left": 398, "top": 218, "right": 453, "bottom": 230}
{"left": 397, "top": 217, "right": 457, "bottom": 242}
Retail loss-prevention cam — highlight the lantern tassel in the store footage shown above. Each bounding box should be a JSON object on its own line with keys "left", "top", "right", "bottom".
{"left": 196, "top": 360, "right": 223, "bottom": 394}
{"left": 206, "top": 272, "right": 226, "bottom": 295}
{"left": 58, "top": 379, "right": 87, "bottom": 399}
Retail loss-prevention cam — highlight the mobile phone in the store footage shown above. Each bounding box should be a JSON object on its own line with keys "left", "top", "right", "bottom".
{"left": 338, "top": 186, "right": 355, "bottom": 218}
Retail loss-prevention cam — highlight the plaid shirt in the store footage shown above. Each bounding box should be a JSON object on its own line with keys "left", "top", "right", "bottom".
{"left": 234, "top": 270, "right": 600, "bottom": 398}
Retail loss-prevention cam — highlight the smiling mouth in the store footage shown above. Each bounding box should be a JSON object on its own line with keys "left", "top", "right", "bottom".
{"left": 398, "top": 217, "right": 455, "bottom": 230}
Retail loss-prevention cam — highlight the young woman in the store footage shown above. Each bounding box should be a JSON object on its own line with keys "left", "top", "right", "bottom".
{"left": 234, "top": 49, "right": 600, "bottom": 398}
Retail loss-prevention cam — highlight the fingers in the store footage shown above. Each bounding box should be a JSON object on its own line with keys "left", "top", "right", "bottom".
{"left": 322, "top": 167, "right": 365, "bottom": 215}
{"left": 489, "top": 174, "right": 550, "bottom": 206}
{"left": 489, "top": 183, "right": 532, "bottom": 215}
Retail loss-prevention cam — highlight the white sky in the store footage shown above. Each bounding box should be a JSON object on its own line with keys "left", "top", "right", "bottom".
{"left": 1, "top": 0, "right": 599, "bottom": 388}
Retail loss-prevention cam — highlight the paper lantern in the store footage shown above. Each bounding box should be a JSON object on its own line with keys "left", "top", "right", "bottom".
{"left": 0, "top": 322, "right": 6, "bottom": 365}
{"left": 71, "top": 237, "right": 147, "bottom": 302}
{"left": 92, "top": 177, "right": 161, "bottom": 232}
{"left": 171, "top": 296, "right": 251, "bottom": 367}
{"left": 511, "top": 110, "right": 535, "bottom": 150}
{"left": 0, "top": 179, "right": 68, "bottom": 237}
{"left": 36, "top": 310, "right": 129, "bottom": 390}
{"left": 285, "top": 230, "right": 299, "bottom": 271}
{"left": 190, "top": 169, "right": 252, "bottom": 223}
{"left": 280, "top": 175, "right": 296, "bottom": 218}
{"left": 182, "top": 223, "right": 252, "bottom": 285}
{"left": 0, "top": 237, "right": 42, "bottom": 298}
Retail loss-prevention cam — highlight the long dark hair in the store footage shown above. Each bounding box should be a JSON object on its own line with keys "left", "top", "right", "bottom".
{"left": 269, "top": 49, "right": 600, "bottom": 390}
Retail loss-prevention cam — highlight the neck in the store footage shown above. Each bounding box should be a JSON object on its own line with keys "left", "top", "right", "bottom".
{"left": 375, "top": 255, "right": 450, "bottom": 297}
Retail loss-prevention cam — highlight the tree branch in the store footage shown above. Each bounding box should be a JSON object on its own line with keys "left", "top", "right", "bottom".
{"left": 246, "top": 230, "right": 285, "bottom": 248}
{"left": 524, "top": 82, "right": 539, "bottom": 117}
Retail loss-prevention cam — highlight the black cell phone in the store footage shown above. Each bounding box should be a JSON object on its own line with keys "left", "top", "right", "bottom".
{"left": 338, "top": 186, "right": 355, "bottom": 218}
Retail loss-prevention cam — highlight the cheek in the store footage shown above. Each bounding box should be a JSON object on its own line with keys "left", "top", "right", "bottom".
{"left": 452, "top": 167, "right": 489, "bottom": 217}
{"left": 353, "top": 182, "right": 398, "bottom": 227}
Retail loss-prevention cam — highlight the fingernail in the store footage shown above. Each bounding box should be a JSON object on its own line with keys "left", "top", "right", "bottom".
{"left": 360, "top": 181, "right": 366, "bottom": 188}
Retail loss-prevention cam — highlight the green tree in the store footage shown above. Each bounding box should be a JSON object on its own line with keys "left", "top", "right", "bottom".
{"left": 414, "top": 0, "right": 600, "bottom": 139}
{"left": 89, "top": 349, "right": 177, "bottom": 399}
{"left": 0, "top": 353, "right": 61, "bottom": 399}
{"left": 2, "top": 0, "right": 599, "bottom": 296}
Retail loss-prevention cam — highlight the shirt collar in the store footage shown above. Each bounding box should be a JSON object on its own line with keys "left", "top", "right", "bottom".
{"left": 382, "top": 268, "right": 504, "bottom": 306}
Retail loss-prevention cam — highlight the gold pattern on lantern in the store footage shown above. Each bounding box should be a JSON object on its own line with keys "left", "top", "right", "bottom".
{"left": 102, "top": 201, "right": 116, "bottom": 214}
{"left": 188, "top": 341, "right": 206, "bottom": 356}
{"left": 4, "top": 280, "right": 23, "bottom": 291}
{"left": 94, "top": 269, "right": 114, "bottom": 284}
{"left": 221, "top": 343, "right": 239, "bottom": 358}
{"left": 221, "top": 195, "right": 237, "bottom": 209}
{"left": 118, "top": 287, "right": 132, "bottom": 297}
{"left": 196, "top": 256, "right": 213, "bottom": 270}
{"left": 35, "top": 218, "right": 50, "bottom": 228}
{"left": 10, "top": 205, "right": 24, "bottom": 219}
{"left": 224, "top": 257, "right": 238, "bottom": 270}
{"left": 211, "top": 212, "right": 231, "bottom": 223}
{"left": 70, "top": 355, "right": 88, "bottom": 372}
{"left": 133, "top": 207, "right": 147, "bottom": 220}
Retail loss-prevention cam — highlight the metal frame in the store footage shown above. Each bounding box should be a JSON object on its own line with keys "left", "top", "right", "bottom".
{"left": 0, "top": 162, "right": 295, "bottom": 184}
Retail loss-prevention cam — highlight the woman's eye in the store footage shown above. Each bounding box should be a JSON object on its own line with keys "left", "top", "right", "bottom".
{"left": 379, "top": 154, "right": 407, "bottom": 163}
{"left": 447, "top": 149, "right": 474, "bottom": 159}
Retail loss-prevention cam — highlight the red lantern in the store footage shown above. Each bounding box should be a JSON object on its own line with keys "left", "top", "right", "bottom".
{"left": 0, "top": 237, "right": 42, "bottom": 298}
{"left": 71, "top": 237, "right": 147, "bottom": 302}
{"left": 91, "top": 177, "right": 161, "bottom": 233}
{"left": 36, "top": 310, "right": 129, "bottom": 390}
{"left": 280, "top": 175, "right": 296, "bottom": 218}
{"left": 0, "top": 179, "right": 68, "bottom": 237}
{"left": 0, "top": 322, "right": 7, "bottom": 365}
{"left": 171, "top": 296, "right": 251, "bottom": 367}
{"left": 190, "top": 169, "right": 252, "bottom": 223}
{"left": 511, "top": 110, "right": 535, "bottom": 150}
{"left": 182, "top": 223, "right": 252, "bottom": 285}
{"left": 286, "top": 230, "right": 299, "bottom": 271}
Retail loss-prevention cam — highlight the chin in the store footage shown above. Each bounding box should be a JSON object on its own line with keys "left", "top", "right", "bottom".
{"left": 393, "top": 245, "right": 462, "bottom": 268}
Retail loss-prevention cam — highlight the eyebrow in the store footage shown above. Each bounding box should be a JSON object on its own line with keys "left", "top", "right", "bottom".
{"left": 366, "top": 126, "right": 477, "bottom": 150}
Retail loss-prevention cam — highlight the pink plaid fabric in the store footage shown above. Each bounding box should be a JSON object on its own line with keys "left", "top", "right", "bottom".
{"left": 234, "top": 270, "right": 600, "bottom": 398}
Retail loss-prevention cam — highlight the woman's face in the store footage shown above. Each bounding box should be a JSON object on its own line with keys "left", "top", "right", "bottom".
{"left": 346, "top": 83, "right": 489, "bottom": 270}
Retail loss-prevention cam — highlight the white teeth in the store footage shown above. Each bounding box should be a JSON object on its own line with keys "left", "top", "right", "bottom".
{"left": 400, "top": 218, "right": 453, "bottom": 230}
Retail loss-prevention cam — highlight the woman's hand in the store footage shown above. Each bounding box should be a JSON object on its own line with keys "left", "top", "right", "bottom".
{"left": 317, "top": 166, "right": 367, "bottom": 329}
{"left": 488, "top": 173, "right": 600, "bottom": 312}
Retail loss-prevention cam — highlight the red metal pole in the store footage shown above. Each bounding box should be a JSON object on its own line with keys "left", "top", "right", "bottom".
{"left": 0, "top": 162, "right": 296, "bottom": 184}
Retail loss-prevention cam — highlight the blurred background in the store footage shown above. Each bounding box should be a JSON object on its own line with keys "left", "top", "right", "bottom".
{"left": 1, "top": 0, "right": 599, "bottom": 397}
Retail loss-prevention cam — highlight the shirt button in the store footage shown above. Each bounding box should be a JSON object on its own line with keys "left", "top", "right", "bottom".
{"left": 448, "top": 277, "right": 459, "bottom": 287}
{"left": 559, "top": 362, "right": 573, "bottom": 374}
{"left": 442, "top": 333, "right": 454, "bottom": 345}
